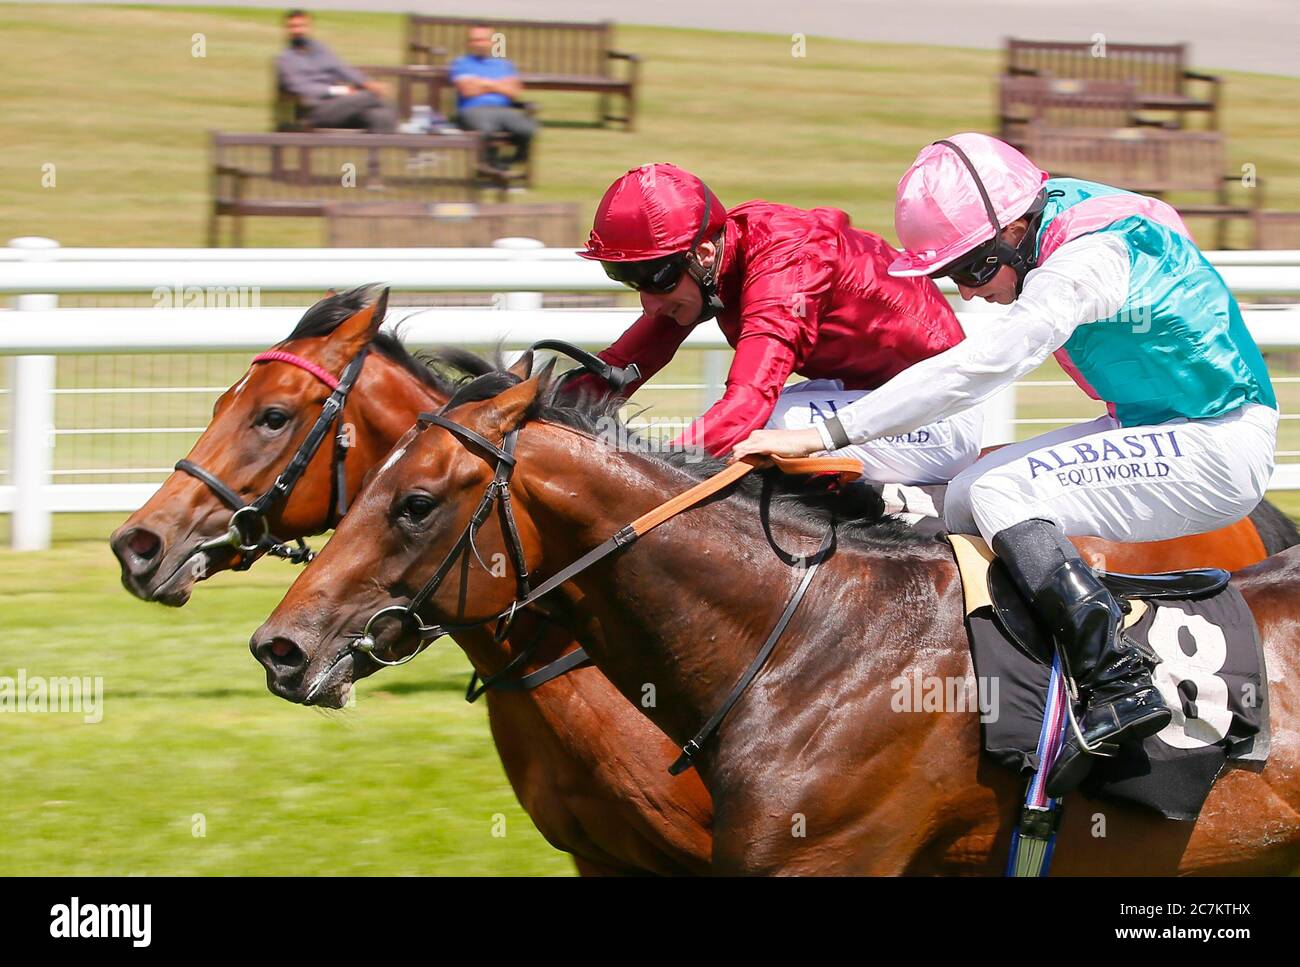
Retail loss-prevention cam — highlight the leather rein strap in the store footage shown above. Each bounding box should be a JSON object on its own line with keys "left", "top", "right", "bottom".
{"left": 669, "top": 520, "right": 835, "bottom": 775}
{"left": 388, "top": 449, "right": 856, "bottom": 642}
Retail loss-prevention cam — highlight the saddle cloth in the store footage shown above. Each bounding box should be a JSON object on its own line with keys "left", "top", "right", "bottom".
{"left": 947, "top": 535, "right": 1270, "bottom": 821}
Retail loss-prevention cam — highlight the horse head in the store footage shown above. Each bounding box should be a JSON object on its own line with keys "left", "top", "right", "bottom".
{"left": 109, "top": 286, "right": 441, "bottom": 605}
{"left": 246, "top": 356, "right": 571, "bottom": 706}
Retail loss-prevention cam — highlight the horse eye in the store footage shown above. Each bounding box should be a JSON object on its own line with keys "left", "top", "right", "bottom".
{"left": 257, "top": 408, "right": 289, "bottom": 431}
{"left": 401, "top": 494, "right": 437, "bottom": 521}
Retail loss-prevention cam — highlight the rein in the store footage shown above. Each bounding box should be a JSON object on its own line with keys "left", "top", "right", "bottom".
{"left": 177, "top": 346, "right": 369, "bottom": 570}
{"left": 346, "top": 405, "right": 860, "bottom": 772}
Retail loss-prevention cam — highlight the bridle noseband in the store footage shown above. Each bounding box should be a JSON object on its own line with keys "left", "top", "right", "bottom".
{"left": 176, "top": 346, "right": 370, "bottom": 571}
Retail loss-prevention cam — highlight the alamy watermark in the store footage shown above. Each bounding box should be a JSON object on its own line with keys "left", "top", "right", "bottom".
{"left": 890, "top": 669, "right": 999, "bottom": 723}
{"left": 593, "top": 415, "right": 710, "bottom": 464}
{"left": 50, "top": 898, "right": 150, "bottom": 947}
{"left": 0, "top": 669, "right": 103, "bottom": 723}
{"left": 152, "top": 285, "right": 261, "bottom": 309}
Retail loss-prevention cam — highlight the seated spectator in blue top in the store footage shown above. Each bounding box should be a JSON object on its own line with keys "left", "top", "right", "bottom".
{"left": 276, "top": 9, "right": 397, "bottom": 133}
{"left": 449, "top": 25, "right": 538, "bottom": 172}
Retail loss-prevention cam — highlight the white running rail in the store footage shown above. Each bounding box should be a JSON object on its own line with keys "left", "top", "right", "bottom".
{"left": 4, "top": 237, "right": 1300, "bottom": 549}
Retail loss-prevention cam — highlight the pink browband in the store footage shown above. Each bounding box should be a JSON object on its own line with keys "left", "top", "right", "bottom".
{"left": 251, "top": 350, "right": 340, "bottom": 390}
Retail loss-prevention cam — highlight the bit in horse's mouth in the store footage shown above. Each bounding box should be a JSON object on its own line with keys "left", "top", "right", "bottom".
{"left": 146, "top": 544, "right": 211, "bottom": 605}
{"left": 302, "top": 647, "right": 357, "bottom": 708}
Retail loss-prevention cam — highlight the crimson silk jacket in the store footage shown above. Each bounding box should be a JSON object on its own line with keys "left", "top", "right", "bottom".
{"left": 568, "top": 200, "right": 965, "bottom": 455}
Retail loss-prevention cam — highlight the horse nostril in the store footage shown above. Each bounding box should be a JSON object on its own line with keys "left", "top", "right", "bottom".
{"left": 111, "top": 526, "right": 163, "bottom": 577}
{"left": 128, "top": 529, "right": 161, "bottom": 560}
{"left": 253, "top": 636, "right": 308, "bottom": 681}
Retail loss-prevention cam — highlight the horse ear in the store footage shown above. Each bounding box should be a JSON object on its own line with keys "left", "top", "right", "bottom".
{"left": 315, "top": 288, "right": 389, "bottom": 369}
{"left": 479, "top": 374, "right": 542, "bottom": 437}
{"left": 335, "top": 287, "right": 388, "bottom": 342}
{"left": 371, "top": 287, "right": 390, "bottom": 328}
{"left": 507, "top": 350, "right": 534, "bottom": 380}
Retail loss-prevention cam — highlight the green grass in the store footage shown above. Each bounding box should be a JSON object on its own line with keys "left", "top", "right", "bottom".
{"left": 0, "top": 514, "right": 573, "bottom": 875}
{"left": 5, "top": 487, "right": 1299, "bottom": 875}
{"left": 2, "top": 4, "right": 1298, "bottom": 248}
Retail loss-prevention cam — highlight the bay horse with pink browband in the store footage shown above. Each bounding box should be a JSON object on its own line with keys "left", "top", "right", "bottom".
{"left": 111, "top": 290, "right": 1296, "bottom": 874}
{"left": 111, "top": 289, "right": 711, "bottom": 875}
{"left": 250, "top": 355, "right": 1300, "bottom": 874}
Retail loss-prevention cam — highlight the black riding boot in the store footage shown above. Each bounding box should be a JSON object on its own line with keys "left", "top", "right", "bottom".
{"left": 991, "top": 519, "right": 1171, "bottom": 798}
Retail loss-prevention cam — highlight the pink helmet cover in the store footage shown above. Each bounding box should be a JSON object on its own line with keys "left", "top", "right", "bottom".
{"left": 889, "top": 133, "right": 1049, "bottom": 277}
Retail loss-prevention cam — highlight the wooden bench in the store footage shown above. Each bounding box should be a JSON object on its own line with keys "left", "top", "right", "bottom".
{"left": 405, "top": 16, "right": 639, "bottom": 130}
{"left": 272, "top": 66, "right": 537, "bottom": 190}
{"left": 998, "top": 76, "right": 1145, "bottom": 149}
{"left": 1006, "top": 39, "right": 1221, "bottom": 129}
{"left": 1254, "top": 212, "right": 1300, "bottom": 250}
{"left": 209, "top": 132, "right": 509, "bottom": 246}
{"left": 1021, "top": 126, "right": 1258, "bottom": 248}
{"left": 273, "top": 65, "right": 447, "bottom": 132}
{"left": 323, "top": 201, "right": 581, "bottom": 247}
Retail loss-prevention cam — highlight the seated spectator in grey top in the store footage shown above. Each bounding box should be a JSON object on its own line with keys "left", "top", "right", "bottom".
{"left": 449, "top": 25, "right": 538, "bottom": 171}
{"left": 276, "top": 9, "right": 397, "bottom": 133}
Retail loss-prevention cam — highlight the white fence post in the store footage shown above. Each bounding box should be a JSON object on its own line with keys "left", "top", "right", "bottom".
{"left": 7, "top": 237, "right": 59, "bottom": 550}
{"left": 492, "top": 236, "right": 544, "bottom": 311}
{"left": 980, "top": 384, "right": 1018, "bottom": 448}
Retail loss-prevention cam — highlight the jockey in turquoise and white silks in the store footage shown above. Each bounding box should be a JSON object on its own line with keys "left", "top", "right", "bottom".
{"left": 731, "top": 133, "right": 1279, "bottom": 796}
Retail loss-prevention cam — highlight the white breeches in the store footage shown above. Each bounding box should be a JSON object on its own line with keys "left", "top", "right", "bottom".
{"left": 766, "top": 379, "right": 985, "bottom": 485}
{"left": 942, "top": 403, "right": 1279, "bottom": 545}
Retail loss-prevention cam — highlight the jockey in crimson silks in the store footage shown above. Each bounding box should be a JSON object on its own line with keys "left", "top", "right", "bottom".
{"left": 733, "top": 132, "right": 1279, "bottom": 795}
{"left": 566, "top": 162, "right": 983, "bottom": 484}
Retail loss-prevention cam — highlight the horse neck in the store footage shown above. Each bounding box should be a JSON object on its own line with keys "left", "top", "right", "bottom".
{"left": 514, "top": 424, "right": 856, "bottom": 746}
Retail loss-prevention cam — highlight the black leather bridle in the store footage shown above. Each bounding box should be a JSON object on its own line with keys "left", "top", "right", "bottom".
{"left": 343, "top": 338, "right": 642, "bottom": 691}
{"left": 351, "top": 410, "right": 535, "bottom": 666}
{"left": 176, "top": 346, "right": 370, "bottom": 571}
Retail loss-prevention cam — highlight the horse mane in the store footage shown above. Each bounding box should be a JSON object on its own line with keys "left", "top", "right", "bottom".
{"left": 427, "top": 349, "right": 931, "bottom": 551}
{"left": 282, "top": 286, "right": 493, "bottom": 399}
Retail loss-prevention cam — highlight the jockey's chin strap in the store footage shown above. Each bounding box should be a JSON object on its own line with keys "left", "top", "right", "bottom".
{"left": 684, "top": 225, "right": 726, "bottom": 324}
{"left": 348, "top": 413, "right": 860, "bottom": 770}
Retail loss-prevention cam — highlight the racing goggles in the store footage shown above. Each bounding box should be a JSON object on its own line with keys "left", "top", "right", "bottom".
{"left": 601, "top": 253, "right": 689, "bottom": 294}
{"left": 930, "top": 236, "right": 1004, "bottom": 288}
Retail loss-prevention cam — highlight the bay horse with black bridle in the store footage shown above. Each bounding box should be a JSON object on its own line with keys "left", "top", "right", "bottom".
{"left": 110, "top": 289, "right": 712, "bottom": 875}
{"left": 250, "top": 358, "right": 1300, "bottom": 874}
